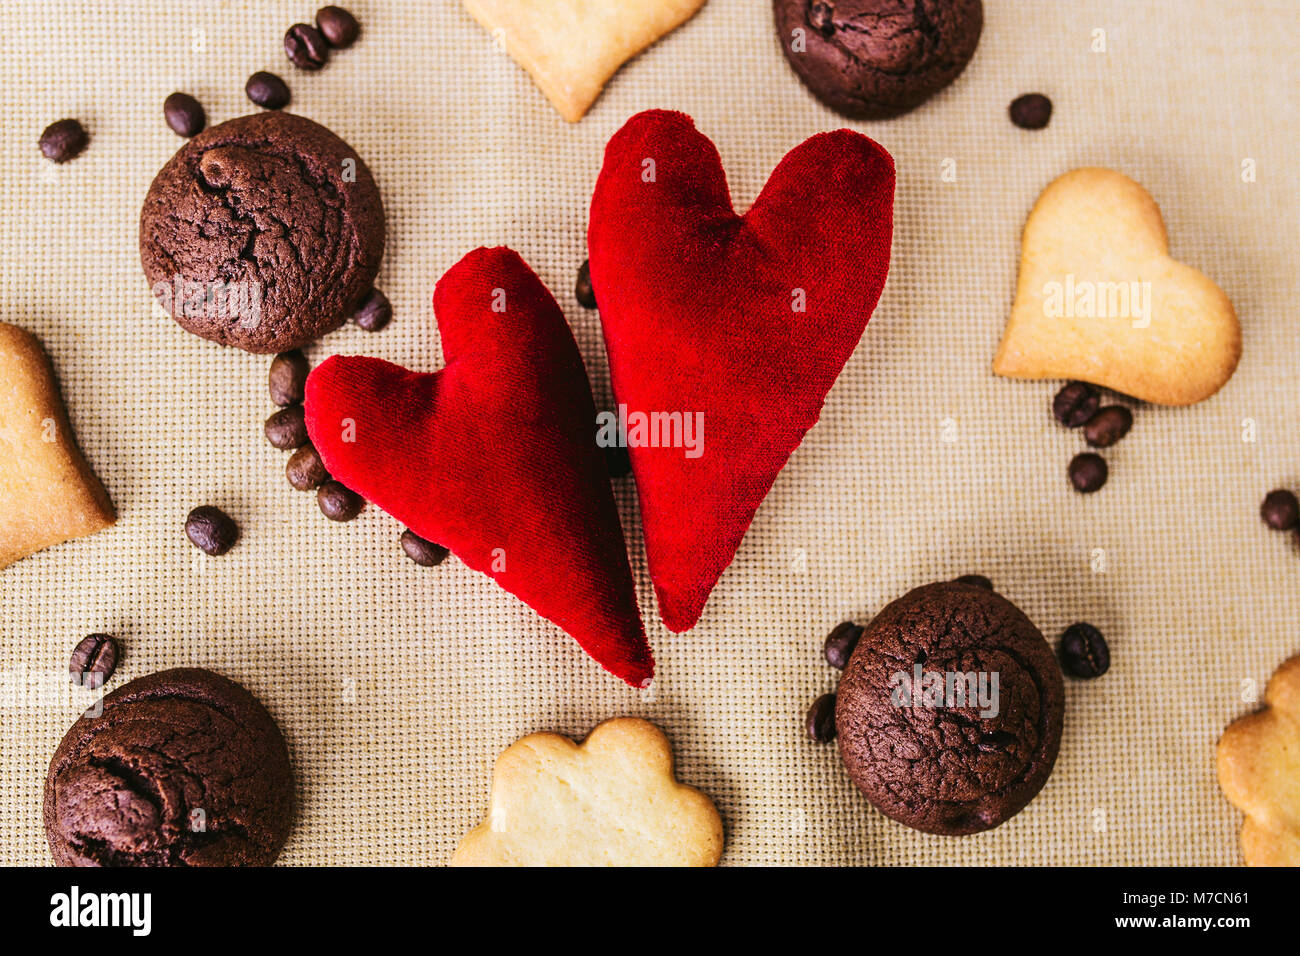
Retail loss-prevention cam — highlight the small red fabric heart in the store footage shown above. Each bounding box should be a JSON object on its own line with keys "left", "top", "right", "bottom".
{"left": 589, "top": 110, "right": 895, "bottom": 632}
{"left": 304, "top": 247, "right": 653, "bottom": 686}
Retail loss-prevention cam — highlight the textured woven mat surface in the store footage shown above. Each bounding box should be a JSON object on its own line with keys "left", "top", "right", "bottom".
{"left": 1, "top": 0, "right": 1297, "bottom": 865}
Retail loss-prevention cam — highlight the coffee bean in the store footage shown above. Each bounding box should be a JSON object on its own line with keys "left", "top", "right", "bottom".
{"left": 69, "top": 633, "right": 118, "bottom": 686}
{"left": 575, "top": 260, "right": 598, "bottom": 309}
{"left": 185, "top": 505, "right": 239, "bottom": 555}
{"left": 1053, "top": 381, "right": 1100, "bottom": 427}
{"left": 353, "top": 288, "right": 391, "bottom": 332}
{"left": 1068, "top": 452, "right": 1108, "bottom": 493}
{"left": 163, "top": 92, "right": 205, "bottom": 137}
{"left": 400, "top": 530, "right": 449, "bottom": 567}
{"left": 806, "top": 693, "right": 837, "bottom": 742}
{"left": 38, "top": 119, "right": 88, "bottom": 163}
{"left": 286, "top": 443, "right": 329, "bottom": 491}
{"left": 318, "top": 480, "right": 363, "bottom": 521}
{"left": 955, "top": 574, "right": 993, "bottom": 591}
{"left": 605, "top": 443, "right": 631, "bottom": 478}
{"left": 1261, "top": 489, "right": 1300, "bottom": 532}
{"left": 246, "top": 71, "right": 291, "bottom": 109}
{"left": 316, "top": 5, "right": 360, "bottom": 48}
{"left": 1083, "top": 405, "right": 1132, "bottom": 448}
{"left": 265, "top": 405, "right": 309, "bottom": 450}
{"left": 1009, "top": 93, "right": 1053, "bottom": 130}
{"left": 1059, "top": 623, "right": 1110, "bottom": 678}
{"left": 285, "top": 23, "right": 330, "bottom": 70}
{"left": 823, "top": 621, "right": 864, "bottom": 670}
{"left": 268, "top": 350, "right": 310, "bottom": 406}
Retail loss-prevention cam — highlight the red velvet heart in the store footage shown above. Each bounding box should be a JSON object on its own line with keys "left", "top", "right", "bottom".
{"left": 589, "top": 110, "right": 895, "bottom": 632}
{"left": 304, "top": 247, "right": 653, "bottom": 686}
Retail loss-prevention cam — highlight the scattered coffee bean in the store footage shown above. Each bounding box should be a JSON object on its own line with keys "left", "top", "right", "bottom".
{"left": 1261, "top": 489, "right": 1300, "bottom": 532}
{"left": 246, "top": 71, "right": 291, "bottom": 109}
{"left": 163, "top": 92, "right": 205, "bottom": 137}
{"left": 185, "top": 505, "right": 239, "bottom": 556}
{"left": 823, "top": 621, "right": 864, "bottom": 670}
{"left": 38, "top": 119, "right": 88, "bottom": 163}
{"left": 605, "top": 443, "right": 631, "bottom": 478}
{"left": 955, "top": 574, "right": 993, "bottom": 591}
{"left": 1009, "top": 92, "right": 1053, "bottom": 130}
{"left": 287, "top": 443, "right": 329, "bottom": 491}
{"left": 1083, "top": 405, "right": 1132, "bottom": 448}
{"left": 1059, "top": 623, "right": 1110, "bottom": 678}
{"left": 265, "top": 405, "right": 309, "bottom": 450}
{"left": 69, "top": 633, "right": 118, "bottom": 686}
{"left": 316, "top": 5, "right": 360, "bottom": 48}
{"left": 318, "top": 480, "right": 363, "bottom": 521}
{"left": 1068, "top": 452, "right": 1108, "bottom": 493}
{"left": 575, "top": 260, "right": 598, "bottom": 309}
{"left": 400, "top": 530, "right": 449, "bottom": 567}
{"left": 805, "top": 693, "right": 837, "bottom": 742}
{"left": 1052, "top": 381, "right": 1100, "bottom": 428}
{"left": 268, "top": 350, "right": 310, "bottom": 407}
{"left": 353, "top": 288, "right": 392, "bottom": 332}
{"left": 285, "top": 23, "right": 330, "bottom": 70}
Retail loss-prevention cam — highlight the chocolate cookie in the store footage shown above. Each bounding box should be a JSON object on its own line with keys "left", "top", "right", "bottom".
{"left": 835, "top": 581, "right": 1063, "bottom": 835}
{"left": 140, "top": 112, "right": 384, "bottom": 353}
{"left": 774, "top": 0, "right": 983, "bottom": 119}
{"left": 44, "top": 668, "right": 294, "bottom": 866}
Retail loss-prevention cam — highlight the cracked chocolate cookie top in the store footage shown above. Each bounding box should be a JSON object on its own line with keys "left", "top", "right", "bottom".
{"left": 140, "top": 112, "right": 384, "bottom": 353}
{"left": 44, "top": 668, "right": 294, "bottom": 866}
{"left": 774, "top": 0, "right": 983, "bottom": 119}
{"left": 835, "top": 581, "right": 1063, "bottom": 835}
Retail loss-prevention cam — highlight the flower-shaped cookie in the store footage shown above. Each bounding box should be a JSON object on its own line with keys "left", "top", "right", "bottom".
{"left": 451, "top": 718, "right": 722, "bottom": 866}
{"left": 1217, "top": 655, "right": 1300, "bottom": 866}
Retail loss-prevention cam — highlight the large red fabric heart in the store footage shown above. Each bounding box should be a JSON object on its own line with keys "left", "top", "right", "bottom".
{"left": 304, "top": 247, "right": 653, "bottom": 686}
{"left": 589, "top": 110, "right": 895, "bottom": 632}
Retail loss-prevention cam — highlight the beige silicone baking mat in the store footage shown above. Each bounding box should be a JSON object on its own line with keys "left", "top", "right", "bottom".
{"left": 1, "top": 0, "right": 1296, "bottom": 866}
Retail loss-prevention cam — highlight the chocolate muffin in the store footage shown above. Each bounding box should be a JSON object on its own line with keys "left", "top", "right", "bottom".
{"left": 140, "top": 112, "right": 384, "bottom": 353}
{"left": 44, "top": 668, "right": 294, "bottom": 866}
{"left": 835, "top": 581, "right": 1063, "bottom": 835}
{"left": 773, "top": 0, "right": 984, "bottom": 119}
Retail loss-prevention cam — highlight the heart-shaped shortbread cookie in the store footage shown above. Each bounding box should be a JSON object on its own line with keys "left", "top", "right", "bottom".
{"left": 589, "top": 110, "right": 895, "bottom": 632}
{"left": 462, "top": 0, "right": 707, "bottom": 122}
{"left": 0, "top": 322, "right": 115, "bottom": 570}
{"left": 994, "top": 167, "right": 1240, "bottom": 406}
{"left": 305, "top": 248, "right": 653, "bottom": 686}
{"left": 452, "top": 718, "right": 723, "bottom": 866}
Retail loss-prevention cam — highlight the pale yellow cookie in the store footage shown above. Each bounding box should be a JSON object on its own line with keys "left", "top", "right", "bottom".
{"left": 1217, "top": 655, "right": 1300, "bottom": 866}
{"left": 0, "top": 322, "right": 114, "bottom": 570}
{"left": 462, "top": 0, "right": 707, "bottom": 122}
{"left": 993, "top": 167, "right": 1240, "bottom": 406}
{"left": 451, "top": 717, "right": 723, "bottom": 866}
